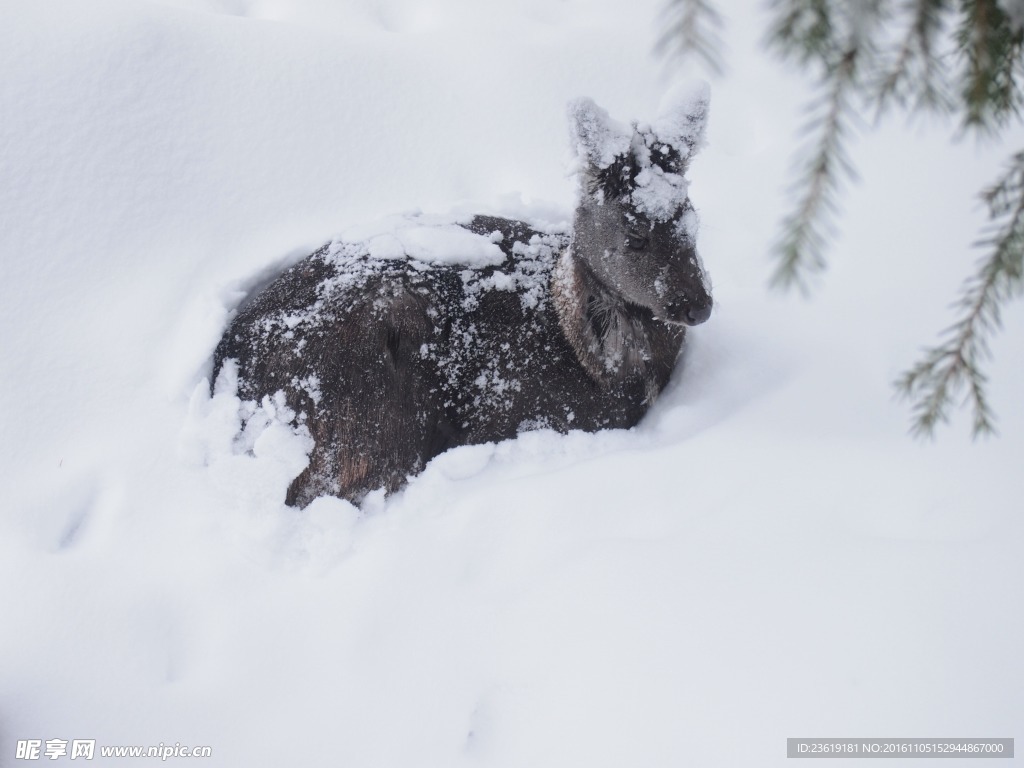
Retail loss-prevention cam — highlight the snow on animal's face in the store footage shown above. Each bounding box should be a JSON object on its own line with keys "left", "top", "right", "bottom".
{"left": 573, "top": 192, "right": 711, "bottom": 326}
{"left": 568, "top": 87, "right": 712, "bottom": 326}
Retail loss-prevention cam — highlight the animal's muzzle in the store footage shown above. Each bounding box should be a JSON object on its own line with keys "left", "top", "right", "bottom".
{"left": 665, "top": 297, "right": 712, "bottom": 326}
{"left": 683, "top": 300, "right": 712, "bottom": 325}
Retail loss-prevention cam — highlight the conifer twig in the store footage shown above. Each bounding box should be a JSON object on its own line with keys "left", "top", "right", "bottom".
{"left": 771, "top": 48, "right": 860, "bottom": 291}
{"left": 874, "top": 0, "right": 952, "bottom": 116}
{"left": 656, "top": 0, "right": 726, "bottom": 75}
{"left": 958, "top": 0, "right": 1024, "bottom": 132}
{"left": 896, "top": 150, "right": 1024, "bottom": 437}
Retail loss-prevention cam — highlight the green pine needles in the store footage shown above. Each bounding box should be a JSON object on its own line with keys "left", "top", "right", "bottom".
{"left": 897, "top": 150, "right": 1024, "bottom": 436}
{"left": 660, "top": 0, "right": 1024, "bottom": 437}
{"left": 656, "top": 0, "right": 727, "bottom": 74}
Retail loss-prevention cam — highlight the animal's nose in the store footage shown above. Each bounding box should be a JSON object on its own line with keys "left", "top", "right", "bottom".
{"left": 683, "top": 300, "right": 712, "bottom": 326}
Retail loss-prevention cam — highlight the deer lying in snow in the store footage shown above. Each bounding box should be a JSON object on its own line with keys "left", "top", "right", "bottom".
{"left": 213, "top": 86, "right": 713, "bottom": 507}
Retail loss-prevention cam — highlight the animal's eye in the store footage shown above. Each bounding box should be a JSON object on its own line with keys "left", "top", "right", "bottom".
{"left": 626, "top": 232, "right": 649, "bottom": 251}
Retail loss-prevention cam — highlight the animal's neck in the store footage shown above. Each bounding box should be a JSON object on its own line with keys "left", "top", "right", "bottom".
{"left": 551, "top": 246, "right": 663, "bottom": 402}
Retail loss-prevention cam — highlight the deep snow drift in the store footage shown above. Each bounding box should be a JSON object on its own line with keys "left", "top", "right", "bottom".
{"left": 1, "top": 0, "right": 1022, "bottom": 766}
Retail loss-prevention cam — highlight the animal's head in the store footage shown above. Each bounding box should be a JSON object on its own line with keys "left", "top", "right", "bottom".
{"left": 568, "top": 84, "right": 712, "bottom": 326}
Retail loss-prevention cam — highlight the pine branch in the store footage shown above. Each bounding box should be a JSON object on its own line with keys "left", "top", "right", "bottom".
{"left": 873, "top": 0, "right": 955, "bottom": 115}
{"left": 656, "top": 0, "right": 726, "bottom": 74}
{"left": 896, "top": 149, "right": 1024, "bottom": 437}
{"left": 767, "top": 0, "right": 889, "bottom": 291}
{"left": 771, "top": 48, "right": 860, "bottom": 291}
{"left": 958, "top": 0, "right": 1024, "bottom": 132}
{"left": 766, "top": 0, "right": 840, "bottom": 66}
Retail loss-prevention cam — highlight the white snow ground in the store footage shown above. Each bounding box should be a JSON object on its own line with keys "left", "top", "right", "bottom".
{"left": 1, "top": 0, "right": 1022, "bottom": 765}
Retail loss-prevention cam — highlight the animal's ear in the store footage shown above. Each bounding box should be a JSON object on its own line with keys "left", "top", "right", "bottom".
{"left": 647, "top": 81, "right": 710, "bottom": 172}
{"left": 568, "top": 97, "right": 632, "bottom": 173}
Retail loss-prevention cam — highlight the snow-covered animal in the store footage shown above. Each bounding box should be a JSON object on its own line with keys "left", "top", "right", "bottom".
{"left": 213, "top": 88, "right": 713, "bottom": 507}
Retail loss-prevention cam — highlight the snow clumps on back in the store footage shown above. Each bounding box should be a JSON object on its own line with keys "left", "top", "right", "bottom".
{"left": 569, "top": 81, "right": 710, "bottom": 223}
{"left": 337, "top": 212, "right": 506, "bottom": 267}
